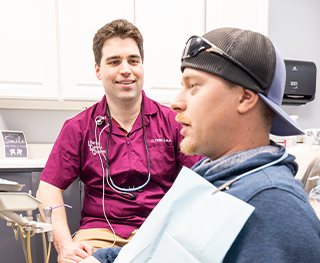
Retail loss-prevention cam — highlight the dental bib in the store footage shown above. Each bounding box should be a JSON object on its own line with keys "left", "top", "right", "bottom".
{"left": 114, "top": 167, "right": 254, "bottom": 263}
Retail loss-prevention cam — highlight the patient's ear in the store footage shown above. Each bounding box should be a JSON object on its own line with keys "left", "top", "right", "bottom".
{"left": 237, "top": 88, "right": 259, "bottom": 114}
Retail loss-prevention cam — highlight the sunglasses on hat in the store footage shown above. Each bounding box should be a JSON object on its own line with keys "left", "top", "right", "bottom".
{"left": 181, "top": 35, "right": 267, "bottom": 90}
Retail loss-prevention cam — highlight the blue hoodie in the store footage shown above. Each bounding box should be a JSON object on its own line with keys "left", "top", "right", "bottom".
{"left": 193, "top": 144, "right": 320, "bottom": 262}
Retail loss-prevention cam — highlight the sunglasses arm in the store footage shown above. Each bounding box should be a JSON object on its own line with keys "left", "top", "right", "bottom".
{"left": 207, "top": 46, "right": 224, "bottom": 56}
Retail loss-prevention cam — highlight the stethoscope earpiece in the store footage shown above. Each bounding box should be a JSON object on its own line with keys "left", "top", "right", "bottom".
{"left": 95, "top": 116, "right": 107, "bottom": 126}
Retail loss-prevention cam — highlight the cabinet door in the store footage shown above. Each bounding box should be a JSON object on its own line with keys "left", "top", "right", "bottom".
{"left": 135, "top": 0, "right": 268, "bottom": 105}
{"left": 0, "top": 0, "right": 59, "bottom": 100}
{"left": 58, "top": 0, "right": 135, "bottom": 101}
{"left": 206, "top": 0, "right": 269, "bottom": 36}
{"left": 135, "top": 0, "right": 206, "bottom": 104}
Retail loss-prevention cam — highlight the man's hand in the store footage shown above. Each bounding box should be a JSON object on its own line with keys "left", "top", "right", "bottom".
{"left": 58, "top": 241, "right": 94, "bottom": 263}
{"left": 37, "top": 182, "right": 93, "bottom": 262}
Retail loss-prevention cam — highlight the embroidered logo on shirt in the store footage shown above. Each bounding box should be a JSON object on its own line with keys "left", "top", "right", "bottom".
{"left": 151, "top": 138, "right": 172, "bottom": 143}
{"left": 88, "top": 140, "right": 106, "bottom": 155}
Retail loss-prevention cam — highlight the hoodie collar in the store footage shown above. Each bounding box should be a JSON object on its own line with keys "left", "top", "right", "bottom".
{"left": 192, "top": 142, "right": 297, "bottom": 182}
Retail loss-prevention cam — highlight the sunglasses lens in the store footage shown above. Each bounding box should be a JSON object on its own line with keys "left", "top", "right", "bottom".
{"left": 182, "top": 36, "right": 208, "bottom": 60}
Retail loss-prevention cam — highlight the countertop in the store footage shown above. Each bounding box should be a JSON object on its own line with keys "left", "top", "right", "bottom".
{"left": 0, "top": 141, "right": 320, "bottom": 172}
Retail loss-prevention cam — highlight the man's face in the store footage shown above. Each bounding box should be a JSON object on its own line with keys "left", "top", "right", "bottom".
{"left": 95, "top": 37, "right": 144, "bottom": 104}
{"left": 171, "top": 68, "right": 242, "bottom": 161}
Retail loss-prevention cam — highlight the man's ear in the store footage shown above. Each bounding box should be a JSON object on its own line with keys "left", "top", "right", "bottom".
{"left": 95, "top": 63, "right": 101, "bottom": 80}
{"left": 238, "top": 88, "right": 259, "bottom": 114}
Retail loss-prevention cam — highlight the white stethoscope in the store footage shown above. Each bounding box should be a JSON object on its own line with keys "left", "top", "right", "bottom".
{"left": 212, "top": 149, "right": 289, "bottom": 194}
{"left": 95, "top": 102, "right": 151, "bottom": 200}
{"left": 93, "top": 101, "right": 152, "bottom": 247}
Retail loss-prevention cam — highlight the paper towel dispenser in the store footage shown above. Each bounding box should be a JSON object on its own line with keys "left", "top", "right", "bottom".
{"left": 282, "top": 60, "right": 317, "bottom": 105}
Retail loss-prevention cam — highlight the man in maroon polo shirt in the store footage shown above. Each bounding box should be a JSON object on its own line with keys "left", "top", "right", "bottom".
{"left": 36, "top": 19, "right": 201, "bottom": 263}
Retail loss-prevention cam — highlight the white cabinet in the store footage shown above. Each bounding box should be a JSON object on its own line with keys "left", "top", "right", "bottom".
{"left": 206, "top": 0, "right": 269, "bottom": 36}
{"left": 0, "top": 0, "right": 59, "bottom": 100}
{"left": 136, "top": 0, "right": 269, "bottom": 104}
{"left": 0, "top": 0, "right": 135, "bottom": 109}
{"left": 135, "top": 0, "right": 206, "bottom": 104}
{"left": 58, "top": 0, "right": 134, "bottom": 101}
{"left": 0, "top": 0, "right": 268, "bottom": 109}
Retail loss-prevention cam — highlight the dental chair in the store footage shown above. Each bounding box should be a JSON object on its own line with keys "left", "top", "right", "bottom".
{"left": 300, "top": 152, "right": 320, "bottom": 219}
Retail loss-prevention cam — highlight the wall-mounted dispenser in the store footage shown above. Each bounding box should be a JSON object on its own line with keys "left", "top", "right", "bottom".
{"left": 282, "top": 60, "right": 317, "bottom": 105}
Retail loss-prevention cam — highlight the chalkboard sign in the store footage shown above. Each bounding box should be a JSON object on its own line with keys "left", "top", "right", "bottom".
{"left": 0, "top": 130, "right": 28, "bottom": 158}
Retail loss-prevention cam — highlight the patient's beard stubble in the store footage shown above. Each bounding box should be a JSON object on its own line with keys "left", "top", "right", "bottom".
{"left": 180, "top": 138, "right": 196, "bottom": 156}
{"left": 176, "top": 113, "right": 196, "bottom": 156}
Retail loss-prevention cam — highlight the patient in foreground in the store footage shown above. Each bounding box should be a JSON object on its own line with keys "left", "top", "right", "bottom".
{"left": 81, "top": 27, "right": 320, "bottom": 263}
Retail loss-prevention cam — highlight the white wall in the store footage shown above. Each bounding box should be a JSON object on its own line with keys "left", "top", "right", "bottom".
{"left": 0, "top": 109, "right": 81, "bottom": 143}
{"left": 268, "top": 0, "right": 320, "bottom": 130}
{"left": 0, "top": 0, "right": 319, "bottom": 143}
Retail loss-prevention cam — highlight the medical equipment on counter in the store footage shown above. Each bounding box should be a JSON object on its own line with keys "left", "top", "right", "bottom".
{"left": 304, "top": 128, "right": 320, "bottom": 145}
{"left": 0, "top": 178, "right": 53, "bottom": 263}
